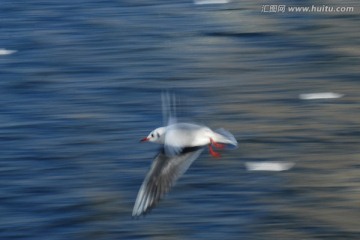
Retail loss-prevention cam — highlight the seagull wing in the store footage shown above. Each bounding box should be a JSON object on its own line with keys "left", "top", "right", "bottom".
{"left": 132, "top": 147, "right": 204, "bottom": 217}
{"left": 162, "top": 91, "right": 177, "bottom": 126}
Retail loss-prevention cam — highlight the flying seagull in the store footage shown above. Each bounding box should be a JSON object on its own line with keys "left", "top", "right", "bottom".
{"left": 132, "top": 93, "right": 237, "bottom": 217}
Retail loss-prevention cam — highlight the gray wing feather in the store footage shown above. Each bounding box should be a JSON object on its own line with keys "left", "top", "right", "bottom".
{"left": 132, "top": 148, "right": 204, "bottom": 217}
{"left": 162, "top": 91, "right": 177, "bottom": 126}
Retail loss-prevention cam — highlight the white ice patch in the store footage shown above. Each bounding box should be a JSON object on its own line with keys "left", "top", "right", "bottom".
{"left": 0, "top": 49, "right": 17, "bottom": 55}
{"left": 194, "top": 0, "right": 230, "bottom": 5}
{"left": 245, "top": 161, "right": 295, "bottom": 171}
{"left": 299, "top": 92, "right": 343, "bottom": 100}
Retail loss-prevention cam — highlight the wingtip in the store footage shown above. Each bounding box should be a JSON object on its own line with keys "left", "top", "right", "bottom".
{"left": 132, "top": 206, "right": 145, "bottom": 218}
{"left": 132, "top": 205, "right": 153, "bottom": 218}
{"left": 132, "top": 212, "right": 143, "bottom": 218}
{"left": 132, "top": 208, "right": 140, "bottom": 218}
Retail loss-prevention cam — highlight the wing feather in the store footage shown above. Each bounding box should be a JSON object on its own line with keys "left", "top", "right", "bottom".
{"left": 132, "top": 147, "right": 203, "bottom": 217}
{"left": 162, "top": 91, "right": 177, "bottom": 126}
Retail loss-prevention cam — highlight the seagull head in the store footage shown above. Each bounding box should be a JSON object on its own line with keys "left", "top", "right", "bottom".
{"left": 140, "top": 127, "right": 166, "bottom": 144}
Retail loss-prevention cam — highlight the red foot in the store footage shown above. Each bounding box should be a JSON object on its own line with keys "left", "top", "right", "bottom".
{"left": 209, "top": 145, "right": 221, "bottom": 158}
{"left": 210, "top": 138, "right": 225, "bottom": 149}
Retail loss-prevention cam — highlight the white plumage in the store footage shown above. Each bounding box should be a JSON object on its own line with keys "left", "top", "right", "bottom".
{"left": 133, "top": 93, "right": 237, "bottom": 217}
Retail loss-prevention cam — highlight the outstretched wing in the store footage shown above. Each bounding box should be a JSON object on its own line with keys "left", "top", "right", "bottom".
{"left": 162, "top": 91, "right": 177, "bottom": 126}
{"left": 132, "top": 147, "right": 204, "bottom": 217}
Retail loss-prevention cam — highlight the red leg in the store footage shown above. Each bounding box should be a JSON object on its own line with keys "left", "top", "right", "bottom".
{"left": 209, "top": 145, "right": 221, "bottom": 158}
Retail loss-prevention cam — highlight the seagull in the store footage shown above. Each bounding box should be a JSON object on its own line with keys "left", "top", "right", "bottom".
{"left": 132, "top": 93, "right": 237, "bottom": 217}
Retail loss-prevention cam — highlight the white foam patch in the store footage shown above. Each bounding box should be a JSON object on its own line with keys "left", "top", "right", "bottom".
{"left": 299, "top": 92, "right": 343, "bottom": 100}
{"left": 194, "top": 0, "right": 230, "bottom": 5}
{"left": 245, "top": 161, "right": 295, "bottom": 171}
{"left": 0, "top": 49, "right": 17, "bottom": 55}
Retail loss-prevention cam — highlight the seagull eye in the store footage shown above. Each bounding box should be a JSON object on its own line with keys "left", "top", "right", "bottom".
{"left": 151, "top": 133, "right": 154, "bottom": 138}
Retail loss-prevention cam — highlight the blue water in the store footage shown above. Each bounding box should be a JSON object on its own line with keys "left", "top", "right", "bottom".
{"left": 1, "top": 1, "right": 360, "bottom": 239}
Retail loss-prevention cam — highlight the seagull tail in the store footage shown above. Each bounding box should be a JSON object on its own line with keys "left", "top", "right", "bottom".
{"left": 213, "top": 128, "right": 238, "bottom": 148}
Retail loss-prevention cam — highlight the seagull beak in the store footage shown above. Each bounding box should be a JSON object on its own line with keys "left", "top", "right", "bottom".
{"left": 140, "top": 137, "right": 149, "bottom": 142}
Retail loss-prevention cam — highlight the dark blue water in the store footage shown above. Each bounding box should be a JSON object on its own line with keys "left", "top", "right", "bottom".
{"left": 1, "top": 1, "right": 360, "bottom": 239}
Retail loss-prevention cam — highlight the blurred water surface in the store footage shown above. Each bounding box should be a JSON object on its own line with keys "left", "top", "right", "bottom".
{"left": 1, "top": 0, "right": 360, "bottom": 239}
